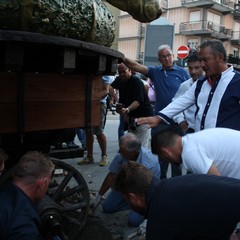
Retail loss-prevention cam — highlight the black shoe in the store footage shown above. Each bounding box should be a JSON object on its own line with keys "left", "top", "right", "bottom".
{"left": 54, "top": 143, "right": 62, "bottom": 150}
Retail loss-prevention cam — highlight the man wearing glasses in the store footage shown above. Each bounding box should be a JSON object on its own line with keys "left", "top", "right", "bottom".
{"left": 124, "top": 44, "right": 189, "bottom": 179}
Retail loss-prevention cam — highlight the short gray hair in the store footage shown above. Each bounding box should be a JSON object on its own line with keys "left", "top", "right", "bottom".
{"left": 13, "top": 151, "right": 54, "bottom": 183}
{"left": 158, "top": 44, "right": 173, "bottom": 55}
{"left": 119, "top": 133, "right": 141, "bottom": 152}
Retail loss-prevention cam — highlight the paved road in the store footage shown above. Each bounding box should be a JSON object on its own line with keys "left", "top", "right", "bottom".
{"left": 64, "top": 111, "right": 120, "bottom": 192}
{"left": 62, "top": 112, "right": 140, "bottom": 239}
{"left": 60, "top": 111, "right": 182, "bottom": 239}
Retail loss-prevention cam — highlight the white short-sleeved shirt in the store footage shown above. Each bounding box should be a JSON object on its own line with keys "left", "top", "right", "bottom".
{"left": 182, "top": 128, "right": 240, "bottom": 179}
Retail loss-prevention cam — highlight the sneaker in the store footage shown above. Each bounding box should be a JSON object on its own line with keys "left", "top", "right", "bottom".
{"left": 77, "top": 156, "right": 94, "bottom": 165}
{"left": 99, "top": 155, "right": 109, "bottom": 166}
{"left": 54, "top": 143, "right": 62, "bottom": 150}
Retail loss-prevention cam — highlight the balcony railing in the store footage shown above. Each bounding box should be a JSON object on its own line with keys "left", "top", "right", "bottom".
{"left": 181, "top": 0, "right": 234, "bottom": 13}
{"left": 228, "top": 55, "right": 240, "bottom": 66}
{"left": 233, "top": 2, "right": 240, "bottom": 21}
{"left": 233, "top": 10, "right": 240, "bottom": 20}
{"left": 179, "top": 20, "right": 233, "bottom": 39}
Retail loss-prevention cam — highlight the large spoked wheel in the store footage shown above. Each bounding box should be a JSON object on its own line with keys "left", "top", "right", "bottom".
{"left": 48, "top": 159, "right": 90, "bottom": 239}
{"left": 0, "top": 158, "right": 90, "bottom": 240}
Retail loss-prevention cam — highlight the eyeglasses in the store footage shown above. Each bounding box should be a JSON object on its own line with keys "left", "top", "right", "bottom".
{"left": 159, "top": 54, "right": 173, "bottom": 60}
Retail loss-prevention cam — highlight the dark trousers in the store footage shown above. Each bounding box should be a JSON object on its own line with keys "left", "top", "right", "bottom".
{"left": 159, "top": 159, "right": 182, "bottom": 180}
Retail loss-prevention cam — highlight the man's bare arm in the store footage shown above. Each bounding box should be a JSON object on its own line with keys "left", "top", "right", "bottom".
{"left": 124, "top": 58, "right": 149, "bottom": 76}
{"left": 99, "top": 172, "right": 116, "bottom": 196}
{"left": 207, "top": 164, "right": 221, "bottom": 176}
{"left": 109, "top": 86, "right": 118, "bottom": 102}
{"left": 101, "top": 82, "right": 110, "bottom": 99}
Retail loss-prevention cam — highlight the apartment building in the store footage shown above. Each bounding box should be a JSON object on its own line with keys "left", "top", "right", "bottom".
{"left": 117, "top": 0, "right": 240, "bottom": 68}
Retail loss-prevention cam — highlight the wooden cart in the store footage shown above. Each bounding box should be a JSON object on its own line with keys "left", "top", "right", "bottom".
{"left": 0, "top": 30, "right": 123, "bottom": 239}
{"left": 0, "top": 30, "right": 123, "bottom": 165}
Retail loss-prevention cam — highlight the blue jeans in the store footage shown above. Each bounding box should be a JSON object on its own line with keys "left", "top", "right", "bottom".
{"left": 76, "top": 128, "right": 86, "bottom": 146}
{"left": 102, "top": 190, "right": 144, "bottom": 227}
{"left": 118, "top": 115, "right": 125, "bottom": 140}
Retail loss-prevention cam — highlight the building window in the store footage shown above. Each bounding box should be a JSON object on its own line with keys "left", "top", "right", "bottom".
{"left": 189, "top": 11, "right": 200, "bottom": 22}
{"left": 188, "top": 39, "right": 199, "bottom": 52}
{"left": 208, "top": 11, "right": 221, "bottom": 24}
{"left": 233, "top": 48, "right": 239, "bottom": 58}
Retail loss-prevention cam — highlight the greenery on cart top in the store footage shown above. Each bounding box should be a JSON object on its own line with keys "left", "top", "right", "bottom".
{"left": 0, "top": 0, "right": 115, "bottom": 47}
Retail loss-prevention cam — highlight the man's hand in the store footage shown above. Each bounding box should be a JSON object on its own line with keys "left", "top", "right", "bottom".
{"left": 179, "top": 120, "right": 188, "bottom": 133}
{"left": 90, "top": 192, "right": 102, "bottom": 209}
{"left": 135, "top": 116, "right": 161, "bottom": 128}
{"left": 139, "top": 219, "right": 147, "bottom": 236}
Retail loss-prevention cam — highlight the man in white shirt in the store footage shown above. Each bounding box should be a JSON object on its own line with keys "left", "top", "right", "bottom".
{"left": 173, "top": 54, "right": 204, "bottom": 133}
{"left": 151, "top": 124, "right": 240, "bottom": 179}
{"left": 136, "top": 39, "right": 240, "bottom": 132}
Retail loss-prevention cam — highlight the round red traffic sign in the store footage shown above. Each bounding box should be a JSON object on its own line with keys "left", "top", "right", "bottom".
{"left": 177, "top": 45, "right": 189, "bottom": 59}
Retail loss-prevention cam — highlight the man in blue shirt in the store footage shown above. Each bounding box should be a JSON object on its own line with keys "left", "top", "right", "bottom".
{"left": 124, "top": 44, "right": 190, "bottom": 179}
{"left": 124, "top": 44, "right": 190, "bottom": 115}
{"left": 91, "top": 133, "right": 160, "bottom": 227}
{"left": 136, "top": 39, "right": 240, "bottom": 132}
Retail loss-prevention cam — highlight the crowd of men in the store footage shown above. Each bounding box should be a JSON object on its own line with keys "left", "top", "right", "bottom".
{"left": 93, "top": 39, "right": 240, "bottom": 239}
{"left": 1, "top": 39, "right": 240, "bottom": 240}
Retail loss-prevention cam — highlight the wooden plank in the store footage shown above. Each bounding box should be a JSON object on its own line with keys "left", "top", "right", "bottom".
{"left": 0, "top": 72, "right": 17, "bottom": 102}
{"left": 5, "top": 42, "right": 23, "bottom": 71}
{"left": 0, "top": 30, "right": 117, "bottom": 134}
{"left": 0, "top": 72, "right": 18, "bottom": 133}
{"left": 24, "top": 101, "right": 100, "bottom": 131}
{"left": 0, "top": 30, "right": 124, "bottom": 59}
{"left": 0, "top": 72, "right": 102, "bottom": 133}
{"left": 0, "top": 103, "right": 17, "bottom": 133}
{"left": 24, "top": 74, "right": 88, "bottom": 101}
{"left": 0, "top": 30, "right": 123, "bottom": 74}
